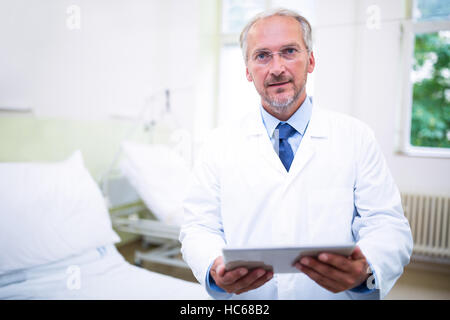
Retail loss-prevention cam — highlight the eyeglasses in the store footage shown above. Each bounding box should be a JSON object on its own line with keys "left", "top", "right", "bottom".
{"left": 251, "top": 47, "right": 304, "bottom": 65}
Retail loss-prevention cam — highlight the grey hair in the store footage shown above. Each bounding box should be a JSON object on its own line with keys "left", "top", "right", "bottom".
{"left": 239, "top": 8, "right": 313, "bottom": 64}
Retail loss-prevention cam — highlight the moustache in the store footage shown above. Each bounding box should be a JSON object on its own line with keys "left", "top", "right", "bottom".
{"left": 264, "top": 75, "right": 293, "bottom": 87}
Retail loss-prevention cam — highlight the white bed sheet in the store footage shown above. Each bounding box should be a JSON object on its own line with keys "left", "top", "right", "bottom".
{"left": 0, "top": 245, "right": 208, "bottom": 300}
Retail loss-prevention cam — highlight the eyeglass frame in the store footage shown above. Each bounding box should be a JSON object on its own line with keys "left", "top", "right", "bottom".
{"left": 250, "top": 46, "right": 309, "bottom": 65}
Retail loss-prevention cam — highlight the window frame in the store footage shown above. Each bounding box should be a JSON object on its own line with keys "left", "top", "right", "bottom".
{"left": 399, "top": 15, "right": 450, "bottom": 158}
{"left": 216, "top": 0, "right": 272, "bottom": 125}
{"left": 220, "top": 0, "right": 272, "bottom": 43}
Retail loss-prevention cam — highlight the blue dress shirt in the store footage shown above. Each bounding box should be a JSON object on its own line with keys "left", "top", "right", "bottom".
{"left": 260, "top": 95, "right": 312, "bottom": 157}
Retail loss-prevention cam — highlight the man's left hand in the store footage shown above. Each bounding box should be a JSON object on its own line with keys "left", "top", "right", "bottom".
{"left": 294, "top": 246, "right": 370, "bottom": 293}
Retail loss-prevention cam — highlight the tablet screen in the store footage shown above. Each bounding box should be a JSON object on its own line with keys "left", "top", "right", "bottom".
{"left": 223, "top": 244, "right": 355, "bottom": 274}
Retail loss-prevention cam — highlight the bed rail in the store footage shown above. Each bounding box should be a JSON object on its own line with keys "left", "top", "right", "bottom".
{"left": 110, "top": 202, "right": 188, "bottom": 269}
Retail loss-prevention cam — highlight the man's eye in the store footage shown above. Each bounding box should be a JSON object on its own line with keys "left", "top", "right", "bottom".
{"left": 284, "top": 48, "right": 297, "bottom": 55}
{"left": 256, "top": 52, "right": 269, "bottom": 60}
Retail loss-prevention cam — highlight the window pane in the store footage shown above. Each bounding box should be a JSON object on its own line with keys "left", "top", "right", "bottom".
{"left": 222, "top": 0, "right": 266, "bottom": 34}
{"left": 410, "top": 31, "right": 450, "bottom": 148}
{"left": 414, "top": 0, "right": 450, "bottom": 22}
{"left": 271, "top": 0, "right": 316, "bottom": 26}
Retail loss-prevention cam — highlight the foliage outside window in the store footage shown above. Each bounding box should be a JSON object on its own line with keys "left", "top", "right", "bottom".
{"left": 411, "top": 31, "right": 450, "bottom": 148}
{"left": 409, "top": 0, "right": 450, "bottom": 150}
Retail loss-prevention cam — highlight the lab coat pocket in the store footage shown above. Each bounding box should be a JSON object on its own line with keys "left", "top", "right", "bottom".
{"left": 307, "top": 187, "right": 355, "bottom": 243}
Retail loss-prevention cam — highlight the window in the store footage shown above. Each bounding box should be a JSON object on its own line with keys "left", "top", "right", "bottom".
{"left": 221, "top": 0, "right": 268, "bottom": 34}
{"left": 217, "top": 0, "right": 268, "bottom": 126}
{"left": 402, "top": 0, "right": 450, "bottom": 157}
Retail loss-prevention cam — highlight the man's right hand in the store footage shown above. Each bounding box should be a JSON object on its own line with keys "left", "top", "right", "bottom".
{"left": 209, "top": 256, "right": 273, "bottom": 295}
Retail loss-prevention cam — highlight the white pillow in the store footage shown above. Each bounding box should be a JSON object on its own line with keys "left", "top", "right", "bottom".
{"left": 119, "top": 141, "right": 191, "bottom": 226}
{"left": 0, "top": 151, "right": 120, "bottom": 274}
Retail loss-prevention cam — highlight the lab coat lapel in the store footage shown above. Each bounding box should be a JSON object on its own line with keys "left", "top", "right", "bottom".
{"left": 257, "top": 134, "right": 287, "bottom": 175}
{"left": 287, "top": 133, "right": 315, "bottom": 180}
{"left": 286, "top": 107, "right": 329, "bottom": 183}
{"left": 245, "top": 106, "right": 329, "bottom": 178}
{"left": 246, "top": 110, "right": 287, "bottom": 175}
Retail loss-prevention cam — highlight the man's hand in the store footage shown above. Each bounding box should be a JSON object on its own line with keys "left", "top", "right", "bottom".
{"left": 294, "top": 246, "right": 370, "bottom": 293}
{"left": 210, "top": 256, "right": 273, "bottom": 295}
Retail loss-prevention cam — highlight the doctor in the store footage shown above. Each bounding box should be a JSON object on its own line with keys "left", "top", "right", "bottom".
{"left": 180, "top": 8, "right": 413, "bottom": 300}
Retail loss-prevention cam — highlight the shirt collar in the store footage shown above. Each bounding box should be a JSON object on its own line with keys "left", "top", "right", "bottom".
{"left": 260, "top": 95, "right": 313, "bottom": 139}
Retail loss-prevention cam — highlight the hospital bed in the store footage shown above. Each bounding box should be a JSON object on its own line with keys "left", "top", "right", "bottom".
{"left": 0, "top": 150, "right": 207, "bottom": 300}
{"left": 97, "top": 88, "right": 194, "bottom": 271}
{"left": 103, "top": 140, "right": 193, "bottom": 270}
{"left": 0, "top": 244, "right": 205, "bottom": 300}
{"left": 109, "top": 201, "right": 187, "bottom": 269}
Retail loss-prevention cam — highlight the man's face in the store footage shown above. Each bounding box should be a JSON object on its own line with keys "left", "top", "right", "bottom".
{"left": 245, "top": 15, "right": 315, "bottom": 117}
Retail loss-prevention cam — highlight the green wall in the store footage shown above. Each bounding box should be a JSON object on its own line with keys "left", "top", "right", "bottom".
{"left": 0, "top": 115, "right": 150, "bottom": 179}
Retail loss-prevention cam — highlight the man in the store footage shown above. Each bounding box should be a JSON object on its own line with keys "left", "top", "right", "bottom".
{"left": 180, "top": 8, "right": 413, "bottom": 300}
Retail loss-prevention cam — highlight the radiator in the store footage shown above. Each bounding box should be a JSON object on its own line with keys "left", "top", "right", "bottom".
{"left": 401, "top": 193, "right": 450, "bottom": 264}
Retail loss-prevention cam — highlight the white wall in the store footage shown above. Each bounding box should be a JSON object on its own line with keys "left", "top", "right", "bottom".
{"left": 211, "top": 0, "right": 449, "bottom": 196}
{"left": 0, "top": 0, "right": 199, "bottom": 132}
{"left": 312, "top": 0, "right": 450, "bottom": 196}
{"left": 1, "top": 0, "right": 448, "bottom": 195}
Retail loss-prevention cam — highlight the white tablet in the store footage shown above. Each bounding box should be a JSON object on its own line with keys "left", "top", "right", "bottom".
{"left": 223, "top": 243, "right": 356, "bottom": 274}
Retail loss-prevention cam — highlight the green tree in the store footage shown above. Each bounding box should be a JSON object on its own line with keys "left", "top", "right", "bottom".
{"left": 411, "top": 31, "right": 450, "bottom": 148}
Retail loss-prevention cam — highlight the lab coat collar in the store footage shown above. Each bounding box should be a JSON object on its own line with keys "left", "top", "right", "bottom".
{"left": 243, "top": 100, "right": 329, "bottom": 177}
{"left": 306, "top": 106, "right": 330, "bottom": 139}
{"left": 259, "top": 96, "right": 312, "bottom": 139}
{"left": 245, "top": 101, "right": 329, "bottom": 139}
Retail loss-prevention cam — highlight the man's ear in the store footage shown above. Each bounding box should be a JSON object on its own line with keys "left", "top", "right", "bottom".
{"left": 246, "top": 67, "right": 253, "bottom": 82}
{"left": 307, "top": 51, "right": 315, "bottom": 73}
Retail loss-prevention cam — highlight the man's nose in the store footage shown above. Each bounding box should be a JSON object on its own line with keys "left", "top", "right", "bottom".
{"left": 269, "top": 54, "right": 286, "bottom": 77}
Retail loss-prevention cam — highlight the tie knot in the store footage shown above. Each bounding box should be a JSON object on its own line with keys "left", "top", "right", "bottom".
{"left": 277, "top": 122, "right": 297, "bottom": 140}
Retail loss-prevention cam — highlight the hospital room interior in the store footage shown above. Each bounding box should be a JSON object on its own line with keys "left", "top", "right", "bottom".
{"left": 0, "top": 0, "right": 449, "bottom": 300}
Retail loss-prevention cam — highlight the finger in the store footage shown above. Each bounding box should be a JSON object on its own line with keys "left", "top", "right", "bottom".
{"left": 212, "top": 256, "right": 225, "bottom": 277}
{"left": 228, "top": 268, "right": 267, "bottom": 293}
{"left": 215, "top": 263, "right": 226, "bottom": 278}
{"left": 317, "top": 252, "right": 353, "bottom": 272}
{"left": 220, "top": 267, "right": 248, "bottom": 285}
{"left": 297, "top": 263, "right": 346, "bottom": 293}
{"left": 235, "top": 271, "right": 273, "bottom": 295}
{"left": 213, "top": 256, "right": 248, "bottom": 284}
{"left": 351, "top": 246, "right": 366, "bottom": 260}
{"left": 298, "top": 257, "right": 352, "bottom": 287}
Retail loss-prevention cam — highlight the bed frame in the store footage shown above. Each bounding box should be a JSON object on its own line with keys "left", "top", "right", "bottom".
{"left": 110, "top": 201, "right": 189, "bottom": 269}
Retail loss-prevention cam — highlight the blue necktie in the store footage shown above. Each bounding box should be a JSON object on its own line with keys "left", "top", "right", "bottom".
{"left": 277, "top": 123, "right": 297, "bottom": 171}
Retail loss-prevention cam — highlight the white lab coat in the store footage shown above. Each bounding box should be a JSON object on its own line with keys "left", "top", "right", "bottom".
{"left": 180, "top": 106, "right": 413, "bottom": 300}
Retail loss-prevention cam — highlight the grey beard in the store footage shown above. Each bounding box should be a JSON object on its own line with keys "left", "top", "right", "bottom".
{"left": 263, "top": 84, "right": 304, "bottom": 113}
{"left": 264, "top": 96, "right": 293, "bottom": 113}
